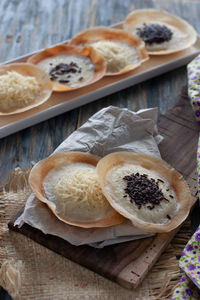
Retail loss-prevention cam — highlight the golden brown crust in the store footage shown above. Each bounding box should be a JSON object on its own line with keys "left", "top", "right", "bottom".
{"left": 0, "top": 63, "right": 52, "bottom": 115}
{"left": 27, "top": 44, "right": 106, "bottom": 92}
{"left": 29, "top": 152, "right": 125, "bottom": 228}
{"left": 123, "top": 9, "right": 197, "bottom": 55}
{"left": 96, "top": 152, "right": 191, "bottom": 233}
{"left": 69, "top": 26, "right": 149, "bottom": 76}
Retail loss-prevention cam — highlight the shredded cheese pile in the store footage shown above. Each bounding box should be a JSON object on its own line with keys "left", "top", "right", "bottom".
{"left": 91, "top": 40, "right": 138, "bottom": 73}
{"left": 0, "top": 71, "right": 40, "bottom": 112}
{"left": 55, "top": 169, "right": 110, "bottom": 210}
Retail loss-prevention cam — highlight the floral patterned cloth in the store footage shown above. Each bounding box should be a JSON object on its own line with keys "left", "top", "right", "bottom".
{"left": 179, "top": 226, "right": 200, "bottom": 285}
{"left": 188, "top": 55, "right": 200, "bottom": 125}
{"left": 171, "top": 226, "right": 200, "bottom": 299}
{"left": 171, "top": 55, "right": 200, "bottom": 299}
{"left": 171, "top": 230, "right": 200, "bottom": 300}
{"left": 171, "top": 276, "right": 200, "bottom": 299}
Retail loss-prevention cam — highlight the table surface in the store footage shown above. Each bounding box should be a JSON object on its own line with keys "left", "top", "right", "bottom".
{"left": 0, "top": 0, "right": 199, "bottom": 219}
{"left": 0, "top": 0, "right": 200, "bottom": 298}
{"left": 1, "top": 0, "right": 200, "bottom": 182}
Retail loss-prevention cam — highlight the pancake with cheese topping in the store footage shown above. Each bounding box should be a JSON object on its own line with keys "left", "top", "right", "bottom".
{"left": 28, "top": 152, "right": 124, "bottom": 228}
{"left": 90, "top": 40, "right": 140, "bottom": 73}
{"left": 69, "top": 27, "right": 149, "bottom": 76}
{"left": 0, "top": 63, "right": 52, "bottom": 115}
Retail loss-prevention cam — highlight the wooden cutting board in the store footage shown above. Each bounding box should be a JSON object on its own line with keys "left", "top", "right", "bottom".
{"left": 8, "top": 88, "right": 199, "bottom": 289}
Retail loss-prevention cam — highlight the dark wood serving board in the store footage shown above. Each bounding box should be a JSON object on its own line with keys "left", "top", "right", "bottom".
{"left": 8, "top": 88, "right": 199, "bottom": 289}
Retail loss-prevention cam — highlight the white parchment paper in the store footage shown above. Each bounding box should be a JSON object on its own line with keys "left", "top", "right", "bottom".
{"left": 15, "top": 106, "right": 162, "bottom": 248}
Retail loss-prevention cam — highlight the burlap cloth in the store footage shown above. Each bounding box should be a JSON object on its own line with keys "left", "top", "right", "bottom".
{"left": 0, "top": 168, "right": 193, "bottom": 300}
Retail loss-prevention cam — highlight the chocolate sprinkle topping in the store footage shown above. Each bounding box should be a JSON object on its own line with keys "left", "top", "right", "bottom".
{"left": 58, "top": 79, "right": 70, "bottom": 84}
{"left": 137, "top": 23, "right": 173, "bottom": 45}
{"left": 49, "top": 62, "right": 82, "bottom": 82}
{"left": 163, "top": 197, "right": 169, "bottom": 202}
{"left": 123, "top": 172, "right": 166, "bottom": 210}
{"left": 157, "top": 178, "right": 164, "bottom": 183}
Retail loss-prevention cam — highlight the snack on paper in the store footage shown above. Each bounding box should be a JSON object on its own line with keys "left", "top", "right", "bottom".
{"left": 29, "top": 152, "right": 124, "bottom": 228}
{"left": 97, "top": 152, "right": 191, "bottom": 233}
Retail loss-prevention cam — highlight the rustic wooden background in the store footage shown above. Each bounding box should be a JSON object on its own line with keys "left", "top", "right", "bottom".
{"left": 0, "top": 1, "right": 200, "bottom": 299}
{"left": 0, "top": 0, "right": 200, "bottom": 183}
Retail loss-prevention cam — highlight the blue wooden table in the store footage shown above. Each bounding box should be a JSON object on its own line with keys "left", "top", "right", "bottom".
{"left": 0, "top": 1, "right": 200, "bottom": 299}
{"left": 1, "top": 0, "right": 200, "bottom": 182}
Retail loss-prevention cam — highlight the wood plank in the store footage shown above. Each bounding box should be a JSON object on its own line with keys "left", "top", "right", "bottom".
{"left": 8, "top": 89, "right": 199, "bottom": 289}
{"left": 1, "top": 0, "right": 200, "bottom": 185}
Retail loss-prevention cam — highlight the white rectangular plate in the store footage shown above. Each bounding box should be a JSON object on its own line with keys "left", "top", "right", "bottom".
{"left": 1, "top": 34, "right": 200, "bottom": 138}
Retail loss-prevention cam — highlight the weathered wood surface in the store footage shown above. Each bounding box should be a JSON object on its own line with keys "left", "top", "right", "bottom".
{"left": 8, "top": 91, "right": 199, "bottom": 289}
{"left": 1, "top": 0, "right": 200, "bottom": 296}
{"left": 1, "top": 0, "right": 200, "bottom": 182}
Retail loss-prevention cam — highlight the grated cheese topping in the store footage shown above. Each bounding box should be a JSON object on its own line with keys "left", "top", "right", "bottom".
{"left": 55, "top": 169, "right": 109, "bottom": 209}
{"left": 91, "top": 40, "right": 138, "bottom": 73}
{"left": 43, "top": 162, "right": 113, "bottom": 222}
{"left": 0, "top": 71, "right": 40, "bottom": 112}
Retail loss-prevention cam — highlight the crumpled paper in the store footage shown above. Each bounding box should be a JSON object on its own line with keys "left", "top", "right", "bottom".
{"left": 15, "top": 106, "right": 162, "bottom": 248}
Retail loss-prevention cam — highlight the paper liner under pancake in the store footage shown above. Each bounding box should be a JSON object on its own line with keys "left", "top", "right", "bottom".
{"left": 0, "top": 63, "right": 52, "bottom": 115}
{"left": 27, "top": 44, "right": 107, "bottom": 92}
{"left": 123, "top": 9, "right": 197, "bottom": 55}
{"left": 96, "top": 152, "right": 191, "bottom": 233}
{"left": 28, "top": 152, "right": 125, "bottom": 228}
{"left": 69, "top": 26, "right": 149, "bottom": 76}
